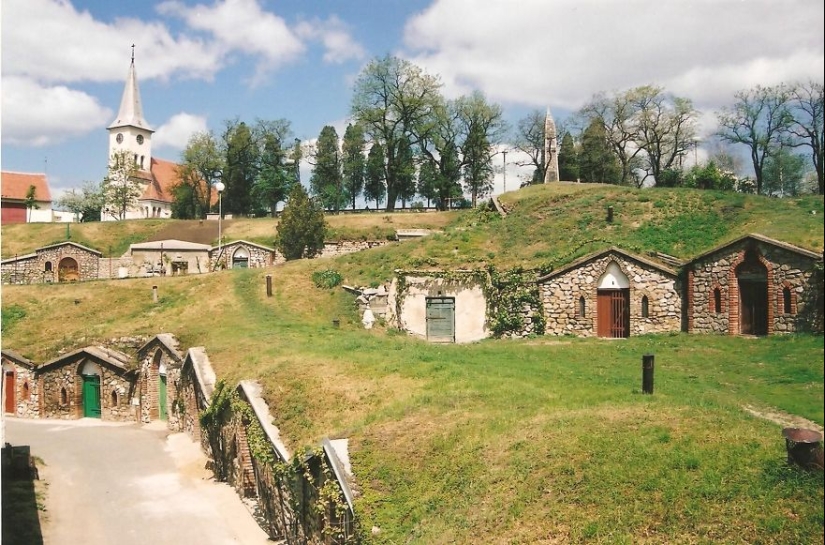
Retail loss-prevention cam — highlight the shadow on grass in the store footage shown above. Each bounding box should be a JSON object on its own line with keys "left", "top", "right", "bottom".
{"left": 1, "top": 444, "right": 44, "bottom": 545}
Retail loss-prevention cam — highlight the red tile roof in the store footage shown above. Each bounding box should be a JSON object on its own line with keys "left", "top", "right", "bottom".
{"left": 140, "top": 158, "right": 180, "bottom": 203}
{"left": 1, "top": 171, "right": 52, "bottom": 202}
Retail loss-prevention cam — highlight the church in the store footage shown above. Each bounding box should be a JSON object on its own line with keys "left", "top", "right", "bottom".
{"left": 103, "top": 51, "right": 181, "bottom": 221}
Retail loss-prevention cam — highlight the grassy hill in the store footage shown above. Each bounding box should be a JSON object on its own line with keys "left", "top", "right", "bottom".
{"left": 2, "top": 185, "right": 823, "bottom": 544}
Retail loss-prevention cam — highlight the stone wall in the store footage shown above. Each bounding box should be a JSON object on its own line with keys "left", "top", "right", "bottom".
{"left": 688, "top": 240, "right": 820, "bottom": 335}
{"left": 1, "top": 359, "right": 40, "bottom": 418}
{"left": 211, "top": 241, "right": 278, "bottom": 270}
{"left": 540, "top": 253, "right": 682, "bottom": 337}
{"left": 1, "top": 243, "right": 101, "bottom": 284}
{"left": 320, "top": 240, "right": 390, "bottom": 259}
{"left": 41, "top": 366, "right": 80, "bottom": 419}
{"left": 100, "top": 370, "right": 137, "bottom": 422}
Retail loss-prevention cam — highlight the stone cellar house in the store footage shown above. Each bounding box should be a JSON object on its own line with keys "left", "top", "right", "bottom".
{"left": 1, "top": 241, "right": 102, "bottom": 284}
{"left": 685, "top": 234, "right": 823, "bottom": 336}
{"left": 537, "top": 247, "right": 683, "bottom": 338}
{"left": 2, "top": 349, "right": 39, "bottom": 418}
{"left": 37, "top": 346, "right": 137, "bottom": 421}
{"left": 212, "top": 239, "right": 279, "bottom": 270}
{"left": 136, "top": 334, "right": 184, "bottom": 425}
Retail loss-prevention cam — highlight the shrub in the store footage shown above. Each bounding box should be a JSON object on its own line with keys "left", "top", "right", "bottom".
{"left": 311, "top": 269, "right": 343, "bottom": 289}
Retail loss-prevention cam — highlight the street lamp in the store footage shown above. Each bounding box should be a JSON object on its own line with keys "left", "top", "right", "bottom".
{"left": 692, "top": 137, "right": 701, "bottom": 167}
{"left": 214, "top": 181, "right": 225, "bottom": 269}
{"left": 502, "top": 149, "right": 508, "bottom": 194}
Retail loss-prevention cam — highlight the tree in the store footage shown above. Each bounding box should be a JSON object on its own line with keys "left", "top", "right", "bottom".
{"left": 417, "top": 99, "right": 464, "bottom": 210}
{"left": 222, "top": 120, "right": 259, "bottom": 216}
{"left": 716, "top": 84, "right": 793, "bottom": 195}
{"left": 254, "top": 125, "right": 297, "bottom": 217}
{"left": 763, "top": 145, "right": 809, "bottom": 196}
{"left": 513, "top": 110, "right": 548, "bottom": 186}
{"left": 310, "top": 125, "right": 345, "bottom": 212}
{"left": 462, "top": 123, "right": 494, "bottom": 207}
{"left": 786, "top": 81, "right": 824, "bottom": 194}
{"left": 175, "top": 131, "right": 224, "bottom": 219}
{"left": 351, "top": 55, "right": 443, "bottom": 211}
{"left": 417, "top": 155, "right": 440, "bottom": 207}
{"left": 558, "top": 132, "right": 579, "bottom": 181}
{"left": 364, "top": 142, "right": 386, "bottom": 209}
{"left": 56, "top": 181, "right": 104, "bottom": 222}
{"left": 578, "top": 119, "right": 621, "bottom": 183}
{"left": 393, "top": 135, "right": 417, "bottom": 208}
{"left": 24, "top": 185, "right": 39, "bottom": 222}
{"left": 275, "top": 183, "right": 327, "bottom": 260}
{"left": 103, "top": 150, "right": 143, "bottom": 220}
{"left": 342, "top": 123, "right": 366, "bottom": 210}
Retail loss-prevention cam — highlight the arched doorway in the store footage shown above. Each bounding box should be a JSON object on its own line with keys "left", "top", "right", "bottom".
{"left": 736, "top": 251, "right": 768, "bottom": 335}
{"left": 3, "top": 365, "right": 16, "bottom": 414}
{"left": 232, "top": 247, "right": 249, "bottom": 268}
{"left": 58, "top": 257, "right": 80, "bottom": 282}
{"left": 597, "top": 262, "right": 630, "bottom": 338}
{"left": 80, "top": 361, "right": 101, "bottom": 418}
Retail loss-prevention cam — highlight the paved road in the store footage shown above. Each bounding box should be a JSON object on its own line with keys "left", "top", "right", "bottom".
{"left": 5, "top": 417, "right": 271, "bottom": 545}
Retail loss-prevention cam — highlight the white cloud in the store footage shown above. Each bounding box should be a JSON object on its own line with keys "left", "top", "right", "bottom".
{"left": 158, "top": 0, "right": 305, "bottom": 83}
{"left": 1, "top": 76, "right": 112, "bottom": 147}
{"left": 402, "top": 0, "right": 825, "bottom": 113}
{"left": 295, "top": 16, "right": 366, "bottom": 64}
{"left": 153, "top": 113, "right": 209, "bottom": 151}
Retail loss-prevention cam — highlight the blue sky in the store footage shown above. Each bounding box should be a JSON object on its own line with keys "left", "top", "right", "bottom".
{"left": 2, "top": 0, "right": 823, "bottom": 200}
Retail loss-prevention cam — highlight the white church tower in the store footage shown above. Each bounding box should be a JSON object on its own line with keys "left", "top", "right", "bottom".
{"left": 108, "top": 47, "right": 153, "bottom": 173}
{"left": 543, "top": 107, "right": 559, "bottom": 183}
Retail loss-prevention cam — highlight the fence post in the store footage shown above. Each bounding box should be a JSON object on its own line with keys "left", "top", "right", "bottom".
{"left": 642, "top": 354, "right": 654, "bottom": 394}
{"left": 266, "top": 275, "right": 272, "bottom": 297}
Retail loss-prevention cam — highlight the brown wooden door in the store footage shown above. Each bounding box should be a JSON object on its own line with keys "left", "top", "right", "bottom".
{"left": 4, "top": 370, "right": 15, "bottom": 414}
{"left": 597, "top": 289, "right": 630, "bottom": 338}
{"left": 739, "top": 280, "right": 768, "bottom": 335}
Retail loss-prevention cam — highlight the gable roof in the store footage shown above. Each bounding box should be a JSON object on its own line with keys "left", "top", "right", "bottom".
{"left": 686, "top": 233, "right": 822, "bottom": 266}
{"left": 1, "top": 171, "right": 52, "bottom": 202}
{"left": 37, "top": 241, "right": 103, "bottom": 256}
{"left": 537, "top": 247, "right": 678, "bottom": 283}
{"left": 1, "top": 349, "right": 36, "bottom": 370}
{"left": 130, "top": 239, "right": 211, "bottom": 251}
{"left": 137, "top": 333, "right": 184, "bottom": 363}
{"left": 214, "top": 239, "right": 276, "bottom": 252}
{"left": 39, "top": 346, "right": 134, "bottom": 373}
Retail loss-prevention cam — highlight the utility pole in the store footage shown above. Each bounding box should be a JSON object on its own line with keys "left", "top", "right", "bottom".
{"left": 502, "top": 149, "right": 508, "bottom": 193}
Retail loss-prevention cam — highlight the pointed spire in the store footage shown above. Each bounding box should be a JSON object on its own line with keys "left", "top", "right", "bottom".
{"left": 108, "top": 47, "right": 153, "bottom": 132}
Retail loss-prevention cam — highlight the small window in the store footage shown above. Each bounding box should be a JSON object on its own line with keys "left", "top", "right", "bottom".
{"left": 45, "top": 261, "right": 53, "bottom": 272}
{"left": 111, "top": 390, "right": 119, "bottom": 407}
{"left": 641, "top": 296, "right": 649, "bottom": 318}
{"left": 713, "top": 288, "right": 722, "bottom": 314}
{"left": 23, "top": 382, "right": 30, "bottom": 401}
{"left": 60, "top": 387, "right": 68, "bottom": 406}
{"left": 578, "top": 296, "right": 586, "bottom": 318}
{"left": 783, "top": 286, "right": 793, "bottom": 314}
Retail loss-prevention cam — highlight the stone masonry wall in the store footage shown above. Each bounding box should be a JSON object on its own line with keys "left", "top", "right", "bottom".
{"left": 1, "top": 362, "right": 40, "bottom": 418}
{"left": 540, "top": 254, "right": 681, "bottom": 337}
{"left": 689, "top": 241, "right": 818, "bottom": 335}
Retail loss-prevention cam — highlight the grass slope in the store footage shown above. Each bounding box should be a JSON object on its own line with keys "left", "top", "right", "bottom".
{"left": 1, "top": 186, "right": 823, "bottom": 543}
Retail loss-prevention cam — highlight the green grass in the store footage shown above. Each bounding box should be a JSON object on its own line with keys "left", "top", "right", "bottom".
{"left": 1, "top": 185, "right": 823, "bottom": 543}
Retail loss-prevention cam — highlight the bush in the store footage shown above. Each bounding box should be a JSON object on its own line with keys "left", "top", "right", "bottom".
{"left": 311, "top": 269, "right": 343, "bottom": 289}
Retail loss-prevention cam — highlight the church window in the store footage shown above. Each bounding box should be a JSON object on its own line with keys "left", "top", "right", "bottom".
{"left": 136, "top": 134, "right": 144, "bottom": 145}
{"left": 140, "top": 155, "right": 145, "bottom": 169}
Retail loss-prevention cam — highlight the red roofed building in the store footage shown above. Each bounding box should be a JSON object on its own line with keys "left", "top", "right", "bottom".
{"left": 0, "top": 171, "right": 54, "bottom": 225}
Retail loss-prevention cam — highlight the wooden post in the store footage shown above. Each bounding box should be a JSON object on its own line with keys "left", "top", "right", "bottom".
{"left": 266, "top": 275, "right": 272, "bottom": 297}
{"left": 607, "top": 206, "right": 614, "bottom": 223}
{"left": 152, "top": 285, "right": 158, "bottom": 303}
{"left": 642, "top": 354, "right": 654, "bottom": 394}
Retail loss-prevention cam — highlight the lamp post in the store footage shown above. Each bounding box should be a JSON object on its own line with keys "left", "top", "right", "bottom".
{"left": 692, "top": 137, "right": 700, "bottom": 167}
{"left": 214, "top": 181, "right": 225, "bottom": 269}
{"left": 502, "top": 149, "right": 508, "bottom": 193}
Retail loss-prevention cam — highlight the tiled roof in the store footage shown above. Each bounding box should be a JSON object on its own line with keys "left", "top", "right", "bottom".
{"left": 1, "top": 171, "right": 52, "bottom": 201}
{"left": 138, "top": 158, "right": 180, "bottom": 204}
{"left": 686, "top": 233, "right": 823, "bottom": 264}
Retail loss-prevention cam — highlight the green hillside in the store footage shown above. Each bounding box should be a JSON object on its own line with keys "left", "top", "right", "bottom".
{"left": 2, "top": 185, "right": 823, "bottom": 544}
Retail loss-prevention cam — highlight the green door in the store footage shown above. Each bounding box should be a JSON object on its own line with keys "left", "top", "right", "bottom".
{"left": 82, "top": 374, "right": 101, "bottom": 418}
{"left": 159, "top": 374, "right": 168, "bottom": 421}
{"left": 426, "top": 297, "right": 455, "bottom": 343}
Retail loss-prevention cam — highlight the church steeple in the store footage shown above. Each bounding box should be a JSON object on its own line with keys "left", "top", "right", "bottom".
{"left": 108, "top": 46, "right": 152, "bottom": 132}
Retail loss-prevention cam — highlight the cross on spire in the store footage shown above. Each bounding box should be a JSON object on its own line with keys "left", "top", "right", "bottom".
{"left": 131, "top": 44, "right": 135, "bottom": 62}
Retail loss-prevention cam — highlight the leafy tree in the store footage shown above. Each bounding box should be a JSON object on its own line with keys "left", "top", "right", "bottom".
{"left": 393, "top": 135, "right": 417, "bottom": 208}
{"left": 417, "top": 100, "right": 464, "bottom": 210}
{"left": 222, "top": 120, "right": 259, "bottom": 216}
{"left": 310, "top": 125, "right": 345, "bottom": 212}
{"left": 578, "top": 119, "right": 621, "bottom": 184}
{"left": 684, "top": 162, "right": 738, "bottom": 191}
{"left": 364, "top": 142, "right": 386, "bottom": 209}
{"left": 558, "top": 132, "right": 579, "bottom": 181}
{"left": 716, "top": 84, "right": 793, "bottom": 195}
{"left": 289, "top": 138, "right": 303, "bottom": 185}
{"left": 24, "top": 185, "right": 39, "bottom": 222}
{"left": 351, "top": 55, "right": 442, "bottom": 210}
{"left": 56, "top": 181, "right": 104, "bottom": 222}
{"left": 456, "top": 91, "right": 505, "bottom": 207}
{"left": 103, "top": 150, "right": 142, "bottom": 220}
{"left": 342, "top": 123, "right": 366, "bottom": 210}
{"left": 462, "top": 123, "right": 494, "bottom": 207}
{"left": 175, "top": 131, "right": 224, "bottom": 218}
{"left": 763, "top": 146, "right": 809, "bottom": 196}
{"left": 276, "top": 183, "right": 327, "bottom": 260}
{"left": 254, "top": 127, "right": 296, "bottom": 217}
{"left": 786, "top": 81, "right": 824, "bottom": 195}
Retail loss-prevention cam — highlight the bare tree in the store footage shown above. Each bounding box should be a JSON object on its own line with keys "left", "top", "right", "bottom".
{"left": 786, "top": 81, "right": 824, "bottom": 194}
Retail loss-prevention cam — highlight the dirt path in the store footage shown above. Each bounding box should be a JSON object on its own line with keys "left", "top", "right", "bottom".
{"left": 743, "top": 404, "right": 824, "bottom": 434}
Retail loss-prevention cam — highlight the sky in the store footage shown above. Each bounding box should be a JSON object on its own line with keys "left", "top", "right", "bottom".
{"left": 2, "top": 0, "right": 824, "bottom": 202}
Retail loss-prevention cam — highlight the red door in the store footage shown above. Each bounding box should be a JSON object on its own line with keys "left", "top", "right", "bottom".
{"left": 597, "top": 289, "right": 630, "bottom": 338}
{"left": 4, "top": 370, "right": 15, "bottom": 413}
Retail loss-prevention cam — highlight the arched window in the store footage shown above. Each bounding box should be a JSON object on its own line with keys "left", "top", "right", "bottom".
{"left": 140, "top": 155, "right": 145, "bottom": 169}
{"left": 22, "top": 382, "right": 30, "bottom": 401}
{"left": 713, "top": 288, "right": 722, "bottom": 314}
{"left": 45, "top": 261, "right": 53, "bottom": 272}
{"left": 577, "top": 296, "right": 586, "bottom": 318}
{"left": 111, "top": 390, "right": 119, "bottom": 407}
{"left": 60, "top": 387, "right": 68, "bottom": 406}
{"left": 641, "top": 296, "right": 649, "bottom": 318}
{"left": 783, "top": 286, "right": 793, "bottom": 314}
